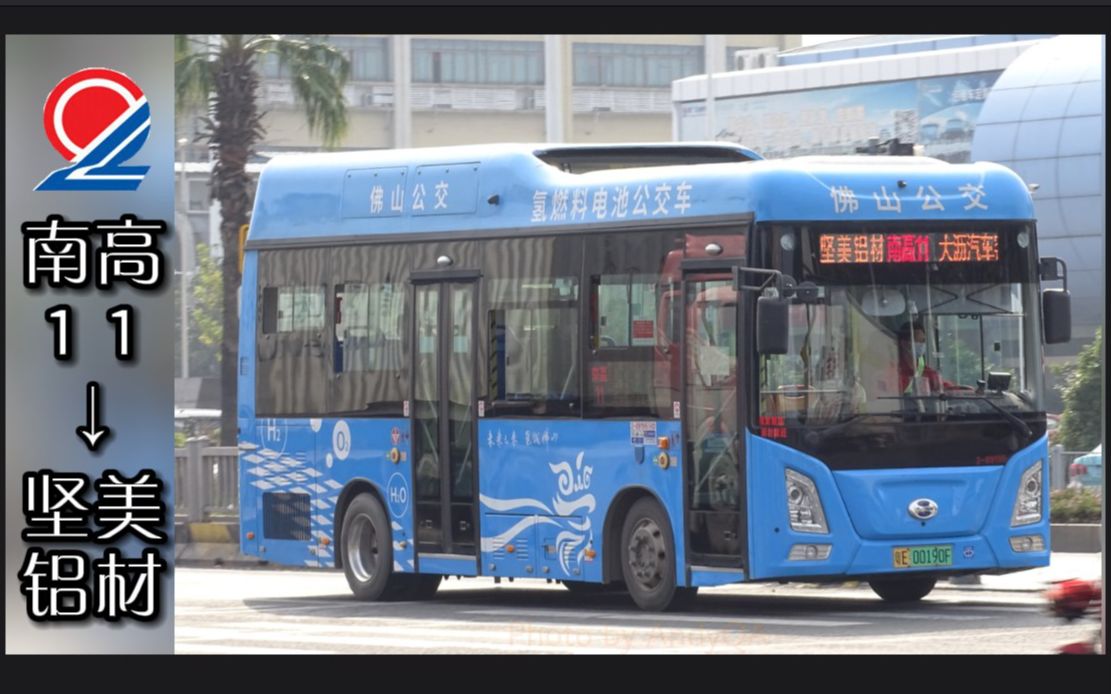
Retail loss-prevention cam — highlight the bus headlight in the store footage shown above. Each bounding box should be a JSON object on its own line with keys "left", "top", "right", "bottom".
{"left": 786, "top": 469, "right": 828, "bottom": 534}
{"left": 1011, "top": 461, "right": 1043, "bottom": 527}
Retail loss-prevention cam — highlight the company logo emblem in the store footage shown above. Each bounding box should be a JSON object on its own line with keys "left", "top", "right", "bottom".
{"left": 36, "top": 68, "right": 151, "bottom": 191}
{"left": 908, "top": 498, "right": 939, "bottom": 521}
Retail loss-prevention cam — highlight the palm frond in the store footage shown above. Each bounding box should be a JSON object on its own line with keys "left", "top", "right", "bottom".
{"left": 175, "top": 34, "right": 213, "bottom": 113}
{"left": 248, "top": 35, "right": 350, "bottom": 148}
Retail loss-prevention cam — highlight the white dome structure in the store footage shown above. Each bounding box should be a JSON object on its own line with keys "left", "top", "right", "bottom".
{"left": 971, "top": 35, "right": 1104, "bottom": 352}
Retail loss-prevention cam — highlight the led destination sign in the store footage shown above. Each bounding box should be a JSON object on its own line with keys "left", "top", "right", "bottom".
{"left": 818, "top": 232, "right": 1000, "bottom": 265}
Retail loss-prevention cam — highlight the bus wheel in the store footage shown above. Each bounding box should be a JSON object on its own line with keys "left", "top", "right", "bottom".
{"left": 403, "top": 574, "right": 442, "bottom": 600}
{"left": 621, "top": 498, "right": 694, "bottom": 611}
{"left": 341, "top": 493, "right": 393, "bottom": 600}
{"left": 869, "top": 577, "right": 937, "bottom": 602}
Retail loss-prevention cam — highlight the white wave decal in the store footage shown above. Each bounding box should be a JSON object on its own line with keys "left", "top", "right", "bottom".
{"left": 479, "top": 449, "right": 598, "bottom": 576}
{"left": 554, "top": 530, "right": 586, "bottom": 574}
{"left": 479, "top": 493, "right": 552, "bottom": 514}
{"left": 552, "top": 495, "right": 595, "bottom": 517}
{"left": 547, "top": 451, "right": 596, "bottom": 575}
{"left": 480, "top": 515, "right": 561, "bottom": 553}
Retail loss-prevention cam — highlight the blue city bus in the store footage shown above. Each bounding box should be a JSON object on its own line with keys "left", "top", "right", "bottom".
{"left": 238, "top": 143, "right": 1071, "bottom": 611}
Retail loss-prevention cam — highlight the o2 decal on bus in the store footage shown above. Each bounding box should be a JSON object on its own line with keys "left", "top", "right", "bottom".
{"left": 332, "top": 420, "right": 351, "bottom": 461}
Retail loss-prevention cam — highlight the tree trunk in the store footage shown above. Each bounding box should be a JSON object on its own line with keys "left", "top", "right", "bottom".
{"left": 210, "top": 39, "right": 260, "bottom": 446}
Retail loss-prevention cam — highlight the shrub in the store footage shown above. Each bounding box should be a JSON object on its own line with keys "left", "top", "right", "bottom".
{"left": 1050, "top": 487, "right": 1103, "bottom": 523}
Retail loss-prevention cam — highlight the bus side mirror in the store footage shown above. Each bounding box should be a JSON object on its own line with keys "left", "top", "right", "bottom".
{"left": 756, "top": 296, "right": 789, "bottom": 355}
{"left": 1043, "top": 288, "right": 1071, "bottom": 344}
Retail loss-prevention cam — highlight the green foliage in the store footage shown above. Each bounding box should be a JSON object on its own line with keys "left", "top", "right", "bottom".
{"left": 191, "top": 244, "right": 223, "bottom": 353}
{"left": 1050, "top": 487, "right": 1103, "bottom": 523}
{"left": 173, "top": 247, "right": 221, "bottom": 378}
{"left": 1056, "top": 328, "right": 1103, "bottom": 451}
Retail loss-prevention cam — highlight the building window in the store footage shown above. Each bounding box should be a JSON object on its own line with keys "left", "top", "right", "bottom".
{"left": 412, "top": 39, "right": 543, "bottom": 85}
{"left": 259, "top": 52, "right": 293, "bottom": 80}
{"left": 330, "top": 36, "right": 390, "bottom": 81}
{"left": 258, "top": 37, "right": 389, "bottom": 82}
{"left": 573, "top": 43, "right": 703, "bottom": 87}
{"left": 187, "top": 178, "right": 210, "bottom": 212}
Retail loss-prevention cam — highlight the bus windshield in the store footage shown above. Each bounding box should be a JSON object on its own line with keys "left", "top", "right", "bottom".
{"left": 759, "top": 224, "right": 1044, "bottom": 428}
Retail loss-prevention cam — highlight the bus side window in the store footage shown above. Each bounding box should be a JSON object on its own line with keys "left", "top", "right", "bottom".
{"left": 584, "top": 229, "right": 683, "bottom": 418}
{"left": 255, "top": 248, "right": 331, "bottom": 416}
{"left": 261, "top": 286, "right": 279, "bottom": 335}
{"left": 481, "top": 235, "right": 581, "bottom": 416}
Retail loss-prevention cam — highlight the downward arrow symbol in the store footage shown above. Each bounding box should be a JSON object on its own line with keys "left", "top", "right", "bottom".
{"left": 76, "top": 381, "right": 111, "bottom": 452}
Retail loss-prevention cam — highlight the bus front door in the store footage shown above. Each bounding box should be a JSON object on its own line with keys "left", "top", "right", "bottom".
{"left": 682, "top": 272, "right": 745, "bottom": 567}
{"left": 411, "top": 280, "right": 478, "bottom": 562}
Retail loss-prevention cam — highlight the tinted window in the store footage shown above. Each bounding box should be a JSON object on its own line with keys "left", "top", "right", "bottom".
{"left": 331, "top": 244, "right": 410, "bottom": 416}
{"left": 256, "top": 248, "right": 331, "bottom": 416}
{"left": 585, "top": 230, "right": 683, "bottom": 418}
{"left": 481, "top": 235, "right": 582, "bottom": 416}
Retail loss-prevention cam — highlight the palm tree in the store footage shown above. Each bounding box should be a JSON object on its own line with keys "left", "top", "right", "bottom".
{"left": 176, "top": 35, "right": 350, "bottom": 445}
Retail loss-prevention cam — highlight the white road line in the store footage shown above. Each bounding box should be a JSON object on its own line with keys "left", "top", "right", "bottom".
{"left": 735, "top": 624, "right": 1082, "bottom": 654}
{"left": 175, "top": 600, "right": 362, "bottom": 616}
{"left": 836, "top": 610, "right": 991, "bottom": 622}
{"left": 174, "top": 625, "right": 711, "bottom": 654}
{"left": 183, "top": 618, "right": 742, "bottom": 636}
{"left": 175, "top": 643, "right": 338, "bottom": 655}
{"left": 461, "top": 608, "right": 868, "bottom": 628}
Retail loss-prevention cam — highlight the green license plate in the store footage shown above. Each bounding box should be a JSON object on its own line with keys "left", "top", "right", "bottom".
{"left": 893, "top": 544, "right": 953, "bottom": 569}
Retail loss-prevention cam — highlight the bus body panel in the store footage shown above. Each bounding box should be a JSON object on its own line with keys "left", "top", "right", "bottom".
{"left": 477, "top": 419, "right": 687, "bottom": 586}
{"left": 238, "top": 417, "right": 416, "bottom": 572}
{"left": 832, "top": 466, "right": 1003, "bottom": 539}
{"left": 247, "top": 146, "right": 1033, "bottom": 248}
{"left": 690, "top": 568, "right": 746, "bottom": 586}
{"left": 745, "top": 431, "right": 1050, "bottom": 580}
{"left": 238, "top": 251, "right": 260, "bottom": 558}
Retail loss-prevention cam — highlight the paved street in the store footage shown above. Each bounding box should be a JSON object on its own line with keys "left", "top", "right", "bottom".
{"left": 175, "top": 563, "right": 1100, "bottom": 654}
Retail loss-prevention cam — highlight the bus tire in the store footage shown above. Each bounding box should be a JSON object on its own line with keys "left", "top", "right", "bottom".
{"left": 402, "top": 574, "right": 442, "bottom": 600}
{"left": 341, "top": 493, "right": 394, "bottom": 601}
{"left": 620, "top": 498, "right": 691, "bottom": 611}
{"left": 869, "top": 577, "right": 937, "bottom": 602}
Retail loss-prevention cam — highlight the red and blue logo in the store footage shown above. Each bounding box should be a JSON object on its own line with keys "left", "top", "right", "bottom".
{"left": 36, "top": 68, "right": 151, "bottom": 191}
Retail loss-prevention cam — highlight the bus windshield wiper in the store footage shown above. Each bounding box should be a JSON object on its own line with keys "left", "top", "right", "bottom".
{"left": 962, "top": 395, "right": 1033, "bottom": 439}
{"left": 879, "top": 394, "right": 1032, "bottom": 438}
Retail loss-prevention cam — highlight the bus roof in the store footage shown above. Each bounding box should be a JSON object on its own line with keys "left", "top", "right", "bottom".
{"left": 247, "top": 143, "right": 1035, "bottom": 246}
